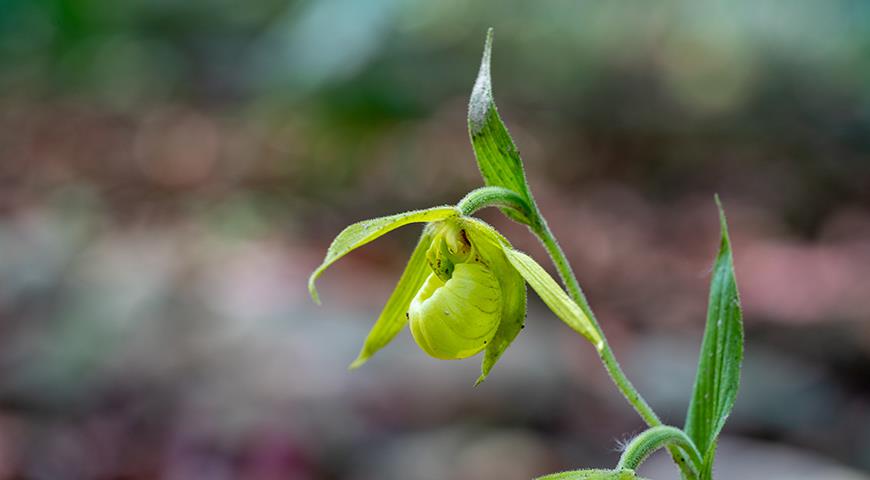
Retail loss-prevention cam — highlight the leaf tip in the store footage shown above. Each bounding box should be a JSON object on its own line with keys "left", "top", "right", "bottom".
{"left": 307, "top": 273, "right": 322, "bottom": 305}
{"left": 714, "top": 194, "right": 731, "bottom": 249}
{"left": 475, "top": 360, "right": 493, "bottom": 386}
{"left": 348, "top": 353, "right": 369, "bottom": 370}
{"left": 469, "top": 28, "right": 495, "bottom": 135}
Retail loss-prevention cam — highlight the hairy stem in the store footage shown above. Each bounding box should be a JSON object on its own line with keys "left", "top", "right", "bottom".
{"left": 459, "top": 189, "right": 699, "bottom": 477}
{"left": 617, "top": 426, "right": 702, "bottom": 477}
{"left": 532, "top": 219, "right": 657, "bottom": 420}
{"left": 458, "top": 186, "right": 533, "bottom": 221}
{"left": 531, "top": 218, "right": 697, "bottom": 479}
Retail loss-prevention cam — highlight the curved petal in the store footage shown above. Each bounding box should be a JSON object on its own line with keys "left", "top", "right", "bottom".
{"left": 459, "top": 218, "right": 527, "bottom": 385}
{"left": 308, "top": 206, "right": 458, "bottom": 304}
{"left": 349, "top": 226, "right": 437, "bottom": 369}
{"left": 503, "top": 247, "right": 603, "bottom": 350}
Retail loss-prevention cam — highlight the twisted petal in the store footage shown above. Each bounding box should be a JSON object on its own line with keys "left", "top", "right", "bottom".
{"left": 503, "top": 248, "right": 603, "bottom": 350}
{"left": 308, "top": 206, "right": 459, "bottom": 304}
{"left": 350, "top": 226, "right": 437, "bottom": 369}
{"left": 459, "top": 218, "right": 527, "bottom": 384}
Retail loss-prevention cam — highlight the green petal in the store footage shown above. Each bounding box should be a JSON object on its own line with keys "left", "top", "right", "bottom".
{"left": 535, "top": 469, "right": 641, "bottom": 480}
{"left": 503, "top": 248, "right": 603, "bottom": 350}
{"left": 459, "top": 218, "right": 527, "bottom": 385}
{"left": 308, "top": 206, "right": 458, "bottom": 304}
{"left": 349, "top": 226, "right": 437, "bottom": 369}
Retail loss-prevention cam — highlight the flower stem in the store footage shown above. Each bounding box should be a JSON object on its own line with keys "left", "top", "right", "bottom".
{"left": 458, "top": 186, "right": 533, "bottom": 221}
{"left": 617, "top": 426, "right": 702, "bottom": 476}
{"left": 531, "top": 218, "right": 698, "bottom": 480}
{"left": 459, "top": 188, "right": 700, "bottom": 477}
{"left": 531, "top": 220, "right": 657, "bottom": 421}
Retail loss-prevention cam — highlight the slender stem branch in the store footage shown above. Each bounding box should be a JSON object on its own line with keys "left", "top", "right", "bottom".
{"left": 457, "top": 186, "right": 532, "bottom": 220}
{"left": 460, "top": 189, "right": 699, "bottom": 477}
{"left": 530, "top": 218, "right": 697, "bottom": 479}
{"left": 532, "top": 219, "right": 659, "bottom": 422}
{"left": 617, "top": 426, "right": 702, "bottom": 477}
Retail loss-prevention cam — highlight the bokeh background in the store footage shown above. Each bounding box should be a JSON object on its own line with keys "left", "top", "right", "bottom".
{"left": 1, "top": 1, "right": 869, "bottom": 479}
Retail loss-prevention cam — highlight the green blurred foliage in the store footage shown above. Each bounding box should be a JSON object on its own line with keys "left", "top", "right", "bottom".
{"left": 3, "top": 0, "right": 869, "bottom": 227}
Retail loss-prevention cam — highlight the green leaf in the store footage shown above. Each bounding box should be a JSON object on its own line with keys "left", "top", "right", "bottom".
{"left": 308, "top": 205, "right": 458, "bottom": 303}
{"left": 460, "top": 218, "right": 527, "bottom": 385}
{"left": 536, "top": 469, "right": 642, "bottom": 480}
{"left": 468, "top": 28, "right": 537, "bottom": 224}
{"left": 502, "top": 248, "right": 602, "bottom": 350}
{"left": 350, "top": 226, "right": 437, "bottom": 369}
{"left": 684, "top": 197, "right": 744, "bottom": 477}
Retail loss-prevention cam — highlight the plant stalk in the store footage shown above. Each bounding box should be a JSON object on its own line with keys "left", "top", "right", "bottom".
{"left": 458, "top": 186, "right": 533, "bottom": 221}
{"left": 456, "top": 187, "right": 699, "bottom": 478}
{"left": 531, "top": 219, "right": 657, "bottom": 420}
{"left": 617, "top": 426, "right": 702, "bottom": 475}
{"left": 531, "top": 218, "right": 698, "bottom": 480}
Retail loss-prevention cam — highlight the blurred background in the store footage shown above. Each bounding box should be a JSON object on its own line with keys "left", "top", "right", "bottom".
{"left": 1, "top": 0, "right": 869, "bottom": 479}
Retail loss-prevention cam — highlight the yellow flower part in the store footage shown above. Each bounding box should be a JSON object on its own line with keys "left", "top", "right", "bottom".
{"left": 309, "top": 206, "right": 599, "bottom": 384}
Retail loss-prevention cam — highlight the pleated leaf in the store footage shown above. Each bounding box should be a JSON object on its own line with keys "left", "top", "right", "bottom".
{"left": 684, "top": 197, "right": 744, "bottom": 478}
{"left": 467, "top": 29, "right": 536, "bottom": 224}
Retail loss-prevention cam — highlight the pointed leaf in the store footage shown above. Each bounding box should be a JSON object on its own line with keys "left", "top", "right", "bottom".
{"left": 468, "top": 29, "right": 536, "bottom": 224}
{"left": 536, "top": 469, "right": 641, "bottom": 480}
{"left": 350, "top": 226, "right": 436, "bottom": 369}
{"left": 460, "top": 218, "right": 527, "bottom": 385}
{"left": 684, "top": 197, "right": 744, "bottom": 477}
{"left": 308, "top": 206, "right": 458, "bottom": 303}
{"left": 503, "top": 248, "right": 602, "bottom": 350}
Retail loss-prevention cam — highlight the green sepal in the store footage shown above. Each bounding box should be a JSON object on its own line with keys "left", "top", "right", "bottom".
{"left": 503, "top": 247, "right": 602, "bottom": 350}
{"left": 350, "top": 225, "right": 438, "bottom": 369}
{"left": 684, "top": 196, "right": 744, "bottom": 478}
{"left": 467, "top": 28, "right": 537, "bottom": 225}
{"left": 456, "top": 217, "right": 527, "bottom": 385}
{"left": 308, "top": 206, "right": 459, "bottom": 304}
{"left": 535, "top": 468, "right": 643, "bottom": 480}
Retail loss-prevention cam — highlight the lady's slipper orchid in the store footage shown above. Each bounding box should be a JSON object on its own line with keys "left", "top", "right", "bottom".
{"left": 308, "top": 204, "right": 601, "bottom": 384}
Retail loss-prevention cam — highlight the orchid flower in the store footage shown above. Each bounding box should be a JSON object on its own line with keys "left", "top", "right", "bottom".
{"left": 308, "top": 202, "right": 601, "bottom": 384}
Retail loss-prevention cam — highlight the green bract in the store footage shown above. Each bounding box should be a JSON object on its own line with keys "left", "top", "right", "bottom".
{"left": 308, "top": 207, "right": 601, "bottom": 384}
